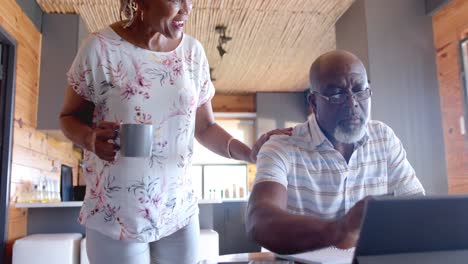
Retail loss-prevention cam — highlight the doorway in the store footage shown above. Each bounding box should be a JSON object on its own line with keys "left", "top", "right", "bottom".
{"left": 0, "top": 26, "right": 16, "bottom": 262}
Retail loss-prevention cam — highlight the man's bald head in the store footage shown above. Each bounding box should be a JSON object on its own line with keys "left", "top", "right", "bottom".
{"left": 309, "top": 50, "right": 368, "bottom": 92}
{"left": 307, "top": 50, "right": 371, "bottom": 144}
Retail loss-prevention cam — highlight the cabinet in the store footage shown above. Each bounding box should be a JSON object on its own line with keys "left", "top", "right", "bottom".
{"left": 16, "top": 201, "right": 222, "bottom": 235}
{"left": 213, "top": 201, "right": 260, "bottom": 255}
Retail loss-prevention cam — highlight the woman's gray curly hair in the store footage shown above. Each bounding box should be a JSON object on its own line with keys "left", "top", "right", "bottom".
{"left": 120, "top": 0, "right": 138, "bottom": 28}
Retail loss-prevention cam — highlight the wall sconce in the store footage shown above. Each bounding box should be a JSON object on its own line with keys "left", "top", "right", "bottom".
{"left": 215, "top": 25, "right": 232, "bottom": 58}
{"left": 209, "top": 67, "right": 216, "bottom": 82}
{"left": 217, "top": 45, "right": 227, "bottom": 57}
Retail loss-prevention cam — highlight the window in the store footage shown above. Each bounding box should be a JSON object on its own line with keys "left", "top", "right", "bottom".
{"left": 192, "top": 118, "right": 255, "bottom": 164}
{"left": 203, "top": 164, "right": 247, "bottom": 200}
{"left": 188, "top": 165, "right": 203, "bottom": 199}
{"left": 191, "top": 116, "right": 254, "bottom": 200}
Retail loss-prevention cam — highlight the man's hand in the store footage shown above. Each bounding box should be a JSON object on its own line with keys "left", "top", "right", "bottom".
{"left": 334, "top": 196, "right": 373, "bottom": 249}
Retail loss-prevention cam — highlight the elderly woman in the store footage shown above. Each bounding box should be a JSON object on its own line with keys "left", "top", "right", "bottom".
{"left": 59, "top": 0, "right": 291, "bottom": 263}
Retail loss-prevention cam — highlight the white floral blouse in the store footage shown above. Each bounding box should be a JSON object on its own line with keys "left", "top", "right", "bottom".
{"left": 67, "top": 27, "right": 215, "bottom": 242}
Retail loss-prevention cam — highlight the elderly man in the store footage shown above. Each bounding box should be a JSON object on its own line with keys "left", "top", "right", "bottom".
{"left": 246, "top": 50, "right": 425, "bottom": 254}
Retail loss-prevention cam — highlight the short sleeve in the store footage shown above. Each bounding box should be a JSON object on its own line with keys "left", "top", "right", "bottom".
{"left": 254, "top": 138, "right": 290, "bottom": 188}
{"left": 67, "top": 35, "right": 99, "bottom": 104}
{"left": 384, "top": 125, "right": 425, "bottom": 196}
{"left": 196, "top": 44, "right": 215, "bottom": 107}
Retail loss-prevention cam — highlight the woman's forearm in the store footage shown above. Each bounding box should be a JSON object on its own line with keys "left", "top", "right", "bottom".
{"left": 227, "top": 137, "right": 253, "bottom": 163}
{"left": 195, "top": 123, "right": 253, "bottom": 163}
{"left": 60, "top": 86, "right": 96, "bottom": 151}
{"left": 59, "top": 115, "right": 94, "bottom": 151}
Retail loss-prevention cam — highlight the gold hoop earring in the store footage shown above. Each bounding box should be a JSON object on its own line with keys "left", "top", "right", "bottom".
{"left": 123, "top": 0, "right": 138, "bottom": 28}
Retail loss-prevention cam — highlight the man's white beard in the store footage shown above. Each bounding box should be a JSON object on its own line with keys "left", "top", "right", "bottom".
{"left": 333, "top": 122, "right": 368, "bottom": 144}
{"left": 333, "top": 101, "right": 371, "bottom": 144}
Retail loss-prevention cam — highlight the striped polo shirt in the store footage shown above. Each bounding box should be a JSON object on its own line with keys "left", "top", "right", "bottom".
{"left": 254, "top": 115, "right": 425, "bottom": 219}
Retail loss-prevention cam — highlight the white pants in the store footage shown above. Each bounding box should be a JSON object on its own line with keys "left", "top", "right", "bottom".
{"left": 86, "top": 217, "right": 200, "bottom": 264}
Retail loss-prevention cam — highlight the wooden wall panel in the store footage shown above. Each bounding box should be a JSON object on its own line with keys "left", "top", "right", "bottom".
{"left": 211, "top": 94, "right": 256, "bottom": 113}
{"left": 433, "top": 0, "right": 468, "bottom": 194}
{"left": 0, "top": 1, "right": 40, "bottom": 128}
{"left": 1, "top": 0, "right": 82, "bottom": 262}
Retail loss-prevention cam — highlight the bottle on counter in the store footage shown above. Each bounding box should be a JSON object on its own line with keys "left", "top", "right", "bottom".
{"left": 47, "top": 178, "right": 54, "bottom": 202}
{"left": 16, "top": 183, "right": 27, "bottom": 203}
{"left": 40, "top": 182, "right": 47, "bottom": 203}
{"left": 239, "top": 186, "right": 245, "bottom": 198}
{"left": 53, "top": 179, "right": 61, "bottom": 202}
{"left": 232, "top": 184, "right": 237, "bottom": 198}
{"left": 31, "top": 184, "right": 40, "bottom": 203}
{"left": 225, "top": 188, "right": 230, "bottom": 199}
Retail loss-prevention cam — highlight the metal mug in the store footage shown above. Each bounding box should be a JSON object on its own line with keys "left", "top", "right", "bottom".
{"left": 117, "top": 124, "right": 153, "bottom": 158}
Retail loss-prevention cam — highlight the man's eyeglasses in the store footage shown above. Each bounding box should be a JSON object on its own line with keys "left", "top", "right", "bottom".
{"left": 312, "top": 88, "right": 372, "bottom": 105}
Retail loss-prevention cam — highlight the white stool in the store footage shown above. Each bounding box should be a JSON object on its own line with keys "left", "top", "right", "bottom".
{"left": 81, "top": 238, "right": 89, "bottom": 264}
{"left": 199, "top": 229, "right": 219, "bottom": 262}
{"left": 13, "top": 233, "right": 82, "bottom": 264}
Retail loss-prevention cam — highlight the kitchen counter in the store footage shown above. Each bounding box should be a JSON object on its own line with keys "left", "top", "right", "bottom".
{"left": 15, "top": 199, "right": 224, "bottom": 208}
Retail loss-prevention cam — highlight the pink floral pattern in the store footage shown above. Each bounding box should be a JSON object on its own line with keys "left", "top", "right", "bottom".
{"left": 92, "top": 32, "right": 122, "bottom": 54}
{"left": 69, "top": 27, "right": 214, "bottom": 242}
{"left": 148, "top": 51, "right": 185, "bottom": 86}
{"left": 134, "top": 106, "right": 152, "bottom": 124}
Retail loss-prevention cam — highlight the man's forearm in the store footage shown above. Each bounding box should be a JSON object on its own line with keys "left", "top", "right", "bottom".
{"left": 246, "top": 204, "right": 342, "bottom": 254}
